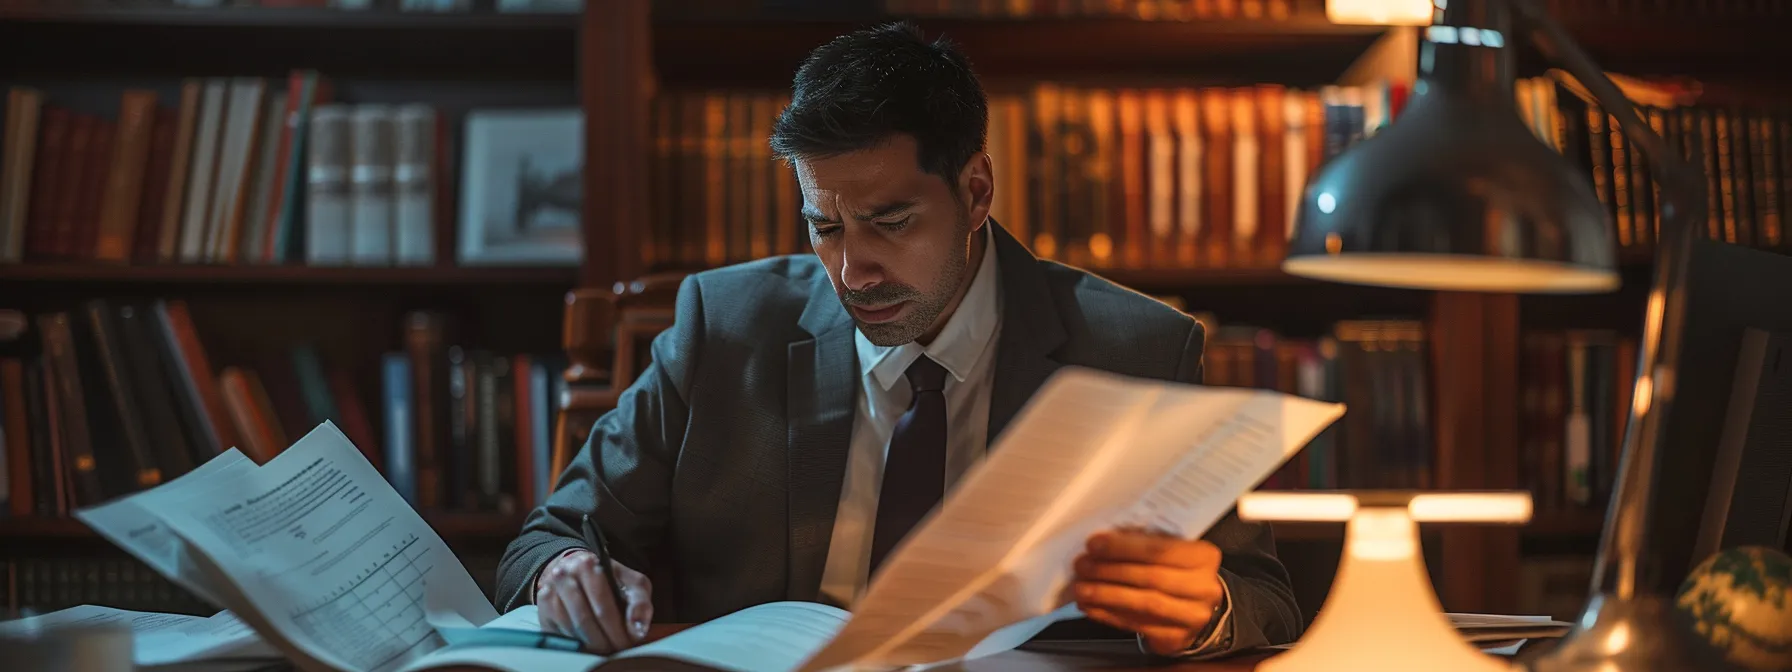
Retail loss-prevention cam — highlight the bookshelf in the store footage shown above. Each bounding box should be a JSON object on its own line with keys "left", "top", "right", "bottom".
{"left": 0, "top": 0, "right": 582, "bottom": 616}
{"left": 2, "top": 0, "right": 1788, "bottom": 631}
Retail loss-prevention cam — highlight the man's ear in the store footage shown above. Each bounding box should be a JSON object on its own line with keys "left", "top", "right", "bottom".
{"left": 959, "top": 152, "right": 995, "bottom": 229}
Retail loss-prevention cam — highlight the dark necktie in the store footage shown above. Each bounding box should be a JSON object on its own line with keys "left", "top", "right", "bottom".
{"left": 867, "top": 355, "right": 949, "bottom": 579}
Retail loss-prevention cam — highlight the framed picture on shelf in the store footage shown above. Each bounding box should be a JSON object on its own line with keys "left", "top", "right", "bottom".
{"left": 457, "top": 108, "right": 583, "bottom": 267}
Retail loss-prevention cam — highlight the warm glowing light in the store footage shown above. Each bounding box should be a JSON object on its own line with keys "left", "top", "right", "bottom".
{"left": 1327, "top": 0, "right": 1433, "bottom": 25}
{"left": 1603, "top": 623, "right": 1631, "bottom": 655}
{"left": 1283, "top": 254, "right": 1620, "bottom": 293}
{"left": 1408, "top": 492, "right": 1532, "bottom": 523}
{"left": 1349, "top": 508, "right": 1419, "bottom": 560}
{"left": 1238, "top": 492, "right": 1359, "bottom": 522}
{"left": 1088, "top": 233, "right": 1113, "bottom": 262}
{"left": 1632, "top": 375, "right": 1653, "bottom": 417}
{"left": 1256, "top": 491, "right": 1520, "bottom": 672}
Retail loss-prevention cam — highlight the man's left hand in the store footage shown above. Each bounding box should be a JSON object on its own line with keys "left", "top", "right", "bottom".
{"left": 1070, "top": 529, "right": 1225, "bottom": 657}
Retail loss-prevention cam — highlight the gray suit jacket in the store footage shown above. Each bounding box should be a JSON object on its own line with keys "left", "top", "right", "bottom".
{"left": 496, "top": 222, "right": 1303, "bottom": 654}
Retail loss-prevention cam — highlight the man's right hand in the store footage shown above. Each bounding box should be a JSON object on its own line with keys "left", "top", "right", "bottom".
{"left": 534, "top": 549, "right": 654, "bottom": 653}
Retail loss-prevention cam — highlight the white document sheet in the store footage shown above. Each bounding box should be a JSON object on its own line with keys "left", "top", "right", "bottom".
{"left": 0, "top": 604, "right": 277, "bottom": 669}
{"left": 73, "top": 448, "right": 256, "bottom": 607}
{"left": 798, "top": 366, "right": 1346, "bottom": 671}
{"left": 615, "top": 601, "right": 850, "bottom": 672}
{"left": 400, "top": 601, "right": 851, "bottom": 672}
{"left": 152, "top": 422, "right": 500, "bottom": 672}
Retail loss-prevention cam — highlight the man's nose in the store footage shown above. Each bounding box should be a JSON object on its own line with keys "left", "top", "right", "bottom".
{"left": 839, "top": 232, "right": 886, "bottom": 291}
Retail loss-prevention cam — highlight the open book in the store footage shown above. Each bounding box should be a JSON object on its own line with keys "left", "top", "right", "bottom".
{"left": 59, "top": 366, "right": 1345, "bottom": 672}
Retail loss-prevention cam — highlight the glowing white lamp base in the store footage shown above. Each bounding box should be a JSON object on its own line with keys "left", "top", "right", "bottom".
{"left": 1239, "top": 491, "right": 1533, "bottom": 672}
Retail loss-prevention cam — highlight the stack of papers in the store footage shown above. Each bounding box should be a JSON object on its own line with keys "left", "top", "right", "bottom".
{"left": 1449, "top": 613, "right": 1574, "bottom": 644}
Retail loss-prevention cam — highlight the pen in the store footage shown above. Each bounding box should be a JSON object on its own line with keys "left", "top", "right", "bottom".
{"left": 580, "top": 513, "right": 633, "bottom": 633}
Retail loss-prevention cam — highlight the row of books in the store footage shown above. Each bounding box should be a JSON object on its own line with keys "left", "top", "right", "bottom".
{"left": 1195, "top": 317, "right": 1432, "bottom": 492}
{"left": 375, "top": 311, "right": 568, "bottom": 515}
{"left": 149, "top": 0, "right": 579, "bottom": 11}
{"left": 1518, "top": 329, "right": 1640, "bottom": 514}
{"left": 0, "top": 72, "right": 453, "bottom": 268}
{"left": 1515, "top": 72, "right": 1791, "bottom": 255}
{"left": 643, "top": 80, "right": 1395, "bottom": 272}
{"left": 0, "top": 302, "right": 562, "bottom": 521}
{"left": 3, "top": 556, "right": 214, "bottom": 620}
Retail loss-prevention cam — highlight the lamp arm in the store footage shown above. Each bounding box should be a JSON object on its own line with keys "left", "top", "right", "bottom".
{"left": 1508, "top": 0, "right": 1710, "bottom": 600}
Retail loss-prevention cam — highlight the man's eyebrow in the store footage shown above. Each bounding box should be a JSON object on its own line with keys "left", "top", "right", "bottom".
{"left": 801, "top": 206, "right": 840, "bottom": 224}
{"left": 856, "top": 198, "right": 919, "bottom": 221}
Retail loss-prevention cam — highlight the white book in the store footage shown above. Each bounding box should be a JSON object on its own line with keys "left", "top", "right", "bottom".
{"left": 350, "top": 105, "right": 397, "bottom": 266}
{"left": 393, "top": 105, "right": 436, "bottom": 266}
{"left": 179, "top": 79, "right": 227, "bottom": 263}
{"left": 206, "top": 78, "right": 266, "bottom": 263}
{"left": 306, "top": 105, "right": 353, "bottom": 266}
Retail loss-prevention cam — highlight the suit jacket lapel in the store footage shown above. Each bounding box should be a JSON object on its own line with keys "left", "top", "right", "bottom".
{"left": 786, "top": 277, "right": 856, "bottom": 602}
{"left": 986, "top": 220, "right": 1069, "bottom": 444}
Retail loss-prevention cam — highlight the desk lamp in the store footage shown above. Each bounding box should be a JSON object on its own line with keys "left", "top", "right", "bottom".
{"left": 1286, "top": 0, "right": 1738, "bottom": 669}
{"left": 1240, "top": 491, "right": 1532, "bottom": 672}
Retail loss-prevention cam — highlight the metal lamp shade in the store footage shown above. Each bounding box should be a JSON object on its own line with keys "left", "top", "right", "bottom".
{"left": 1283, "top": 81, "right": 1621, "bottom": 294}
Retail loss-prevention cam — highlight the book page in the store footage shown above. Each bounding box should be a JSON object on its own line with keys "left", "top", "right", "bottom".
{"left": 401, "top": 602, "right": 846, "bottom": 672}
{"left": 612, "top": 601, "right": 850, "bottom": 672}
{"left": 73, "top": 448, "right": 256, "bottom": 607}
{"left": 396, "top": 646, "right": 604, "bottom": 672}
{"left": 0, "top": 605, "right": 277, "bottom": 668}
{"left": 799, "top": 367, "right": 1345, "bottom": 671}
{"left": 153, "top": 422, "right": 499, "bottom": 672}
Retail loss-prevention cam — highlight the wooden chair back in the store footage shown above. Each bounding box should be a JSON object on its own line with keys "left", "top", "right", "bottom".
{"left": 549, "top": 273, "right": 686, "bottom": 479}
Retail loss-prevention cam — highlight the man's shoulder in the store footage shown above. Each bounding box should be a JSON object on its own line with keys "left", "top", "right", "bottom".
{"left": 1034, "top": 260, "right": 1203, "bottom": 350}
{"left": 682, "top": 254, "right": 828, "bottom": 326}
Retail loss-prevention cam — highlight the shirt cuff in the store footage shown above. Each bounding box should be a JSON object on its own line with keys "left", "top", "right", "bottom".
{"left": 1184, "top": 577, "right": 1236, "bottom": 657}
{"left": 530, "top": 547, "right": 590, "bottom": 603}
{"left": 1137, "top": 576, "right": 1235, "bottom": 660}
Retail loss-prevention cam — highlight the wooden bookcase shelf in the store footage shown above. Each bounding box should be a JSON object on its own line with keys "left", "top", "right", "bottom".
{"left": 0, "top": 264, "right": 579, "bottom": 287}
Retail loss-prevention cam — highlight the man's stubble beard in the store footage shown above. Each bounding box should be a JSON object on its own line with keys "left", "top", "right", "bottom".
{"left": 844, "top": 215, "right": 973, "bottom": 347}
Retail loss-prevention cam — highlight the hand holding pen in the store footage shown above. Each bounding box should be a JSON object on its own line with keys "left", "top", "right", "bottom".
{"left": 533, "top": 514, "right": 655, "bottom": 653}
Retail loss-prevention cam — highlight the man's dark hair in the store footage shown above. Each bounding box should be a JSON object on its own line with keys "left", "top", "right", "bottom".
{"left": 770, "top": 21, "right": 988, "bottom": 188}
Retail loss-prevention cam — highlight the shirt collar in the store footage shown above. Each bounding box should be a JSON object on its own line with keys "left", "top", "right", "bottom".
{"left": 855, "top": 223, "right": 1002, "bottom": 392}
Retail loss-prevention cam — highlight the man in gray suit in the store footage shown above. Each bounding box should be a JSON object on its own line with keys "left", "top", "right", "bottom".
{"left": 497, "top": 20, "right": 1301, "bottom": 661}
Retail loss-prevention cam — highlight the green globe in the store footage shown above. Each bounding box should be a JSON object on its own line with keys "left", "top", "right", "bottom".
{"left": 1677, "top": 545, "right": 1792, "bottom": 672}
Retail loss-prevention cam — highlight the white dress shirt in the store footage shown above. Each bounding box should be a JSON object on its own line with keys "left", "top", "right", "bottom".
{"left": 818, "top": 223, "right": 1003, "bottom": 608}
